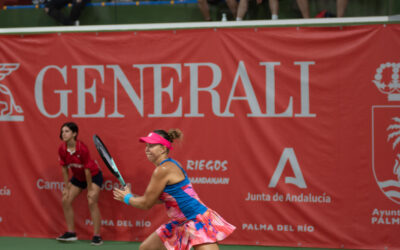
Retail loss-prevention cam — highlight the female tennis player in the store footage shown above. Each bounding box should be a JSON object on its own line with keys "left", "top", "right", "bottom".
{"left": 113, "top": 129, "right": 236, "bottom": 250}
{"left": 56, "top": 122, "right": 103, "bottom": 246}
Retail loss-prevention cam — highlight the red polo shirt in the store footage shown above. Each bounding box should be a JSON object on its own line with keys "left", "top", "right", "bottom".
{"left": 58, "top": 140, "right": 100, "bottom": 181}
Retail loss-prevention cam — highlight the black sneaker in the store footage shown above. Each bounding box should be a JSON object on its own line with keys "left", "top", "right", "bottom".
{"left": 56, "top": 232, "right": 78, "bottom": 241}
{"left": 91, "top": 235, "right": 103, "bottom": 246}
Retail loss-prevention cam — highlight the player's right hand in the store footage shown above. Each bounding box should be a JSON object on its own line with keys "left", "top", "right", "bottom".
{"left": 113, "top": 186, "right": 132, "bottom": 202}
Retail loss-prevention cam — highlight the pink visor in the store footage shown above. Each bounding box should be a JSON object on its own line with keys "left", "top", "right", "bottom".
{"left": 139, "top": 132, "right": 173, "bottom": 150}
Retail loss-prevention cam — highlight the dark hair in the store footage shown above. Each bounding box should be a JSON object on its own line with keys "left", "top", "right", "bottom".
{"left": 154, "top": 129, "right": 183, "bottom": 143}
{"left": 59, "top": 122, "right": 79, "bottom": 140}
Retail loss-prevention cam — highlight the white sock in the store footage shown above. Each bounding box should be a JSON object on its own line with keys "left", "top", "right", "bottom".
{"left": 271, "top": 14, "right": 278, "bottom": 20}
{"left": 236, "top": 17, "right": 243, "bottom": 21}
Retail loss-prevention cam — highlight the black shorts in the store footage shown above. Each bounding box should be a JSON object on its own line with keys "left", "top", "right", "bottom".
{"left": 70, "top": 171, "right": 103, "bottom": 189}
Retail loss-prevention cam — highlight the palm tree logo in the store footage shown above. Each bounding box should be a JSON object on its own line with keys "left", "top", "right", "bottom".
{"left": 0, "top": 63, "right": 23, "bottom": 121}
{"left": 375, "top": 116, "right": 400, "bottom": 204}
{"left": 388, "top": 117, "right": 400, "bottom": 183}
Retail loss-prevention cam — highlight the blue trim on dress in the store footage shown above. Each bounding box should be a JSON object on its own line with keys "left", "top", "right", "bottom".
{"left": 160, "top": 158, "right": 208, "bottom": 220}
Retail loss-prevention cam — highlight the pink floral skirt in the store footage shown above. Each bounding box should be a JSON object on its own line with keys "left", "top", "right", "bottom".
{"left": 156, "top": 209, "right": 236, "bottom": 250}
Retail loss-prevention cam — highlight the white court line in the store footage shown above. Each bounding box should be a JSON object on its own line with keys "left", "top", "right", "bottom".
{"left": 0, "top": 16, "right": 392, "bottom": 34}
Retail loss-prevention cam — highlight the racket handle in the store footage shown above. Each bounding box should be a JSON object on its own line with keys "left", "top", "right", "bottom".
{"left": 119, "top": 177, "right": 126, "bottom": 187}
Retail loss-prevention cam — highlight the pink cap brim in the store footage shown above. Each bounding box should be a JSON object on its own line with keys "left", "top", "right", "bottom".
{"left": 139, "top": 132, "right": 173, "bottom": 149}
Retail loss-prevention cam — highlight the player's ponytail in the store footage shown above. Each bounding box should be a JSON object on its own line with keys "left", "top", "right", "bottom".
{"left": 168, "top": 129, "right": 183, "bottom": 142}
{"left": 153, "top": 129, "right": 183, "bottom": 143}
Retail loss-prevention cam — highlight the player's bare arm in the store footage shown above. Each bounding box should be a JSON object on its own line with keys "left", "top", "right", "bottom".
{"left": 113, "top": 165, "right": 170, "bottom": 209}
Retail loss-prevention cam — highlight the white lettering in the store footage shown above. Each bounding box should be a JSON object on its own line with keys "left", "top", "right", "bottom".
{"left": 147, "top": 64, "right": 182, "bottom": 117}
{"left": 224, "top": 61, "right": 262, "bottom": 117}
{"left": 189, "top": 177, "right": 230, "bottom": 184}
{"left": 35, "top": 65, "right": 71, "bottom": 117}
{"left": 184, "top": 63, "right": 222, "bottom": 117}
{"left": 101, "top": 180, "right": 126, "bottom": 191}
{"left": 244, "top": 192, "right": 331, "bottom": 203}
{"left": 71, "top": 65, "right": 105, "bottom": 117}
{"left": 34, "top": 61, "right": 315, "bottom": 118}
{"left": 186, "top": 160, "right": 228, "bottom": 171}
{"left": 260, "top": 62, "right": 292, "bottom": 117}
{"left": 107, "top": 65, "right": 144, "bottom": 117}
{"left": 242, "top": 223, "right": 274, "bottom": 231}
{"left": 136, "top": 220, "right": 151, "bottom": 227}
{"left": 297, "top": 224, "right": 314, "bottom": 232}
{"left": 36, "top": 179, "right": 65, "bottom": 191}
{"left": 245, "top": 192, "right": 271, "bottom": 201}
{"left": 86, "top": 219, "right": 115, "bottom": 226}
{"left": 277, "top": 224, "right": 295, "bottom": 231}
{"left": 117, "top": 220, "right": 133, "bottom": 227}
{"left": 294, "top": 61, "right": 316, "bottom": 117}
{"left": 371, "top": 208, "right": 400, "bottom": 225}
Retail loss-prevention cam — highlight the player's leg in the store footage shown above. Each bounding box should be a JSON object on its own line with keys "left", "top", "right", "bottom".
{"left": 194, "top": 243, "right": 220, "bottom": 250}
{"left": 57, "top": 182, "right": 82, "bottom": 241}
{"left": 139, "top": 231, "right": 166, "bottom": 250}
{"left": 63, "top": 182, "right": 82, "bottom": 232}
{"left": 87, "top": 172, "right": 103, "bottom": 245}
{"left": 87, "top": 182, "right": 101, "bottom": 235}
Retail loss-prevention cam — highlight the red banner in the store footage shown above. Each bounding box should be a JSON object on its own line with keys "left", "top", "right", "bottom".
{"left": 0, "top": 24, "right": 400, "bottom": 249}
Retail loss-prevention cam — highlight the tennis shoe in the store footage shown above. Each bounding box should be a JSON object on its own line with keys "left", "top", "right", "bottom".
{"left": 91, "top": 235, "right": 103, "bottom": 246}
{"left": 56, "top": 232, "right": 78, "bottom": 241}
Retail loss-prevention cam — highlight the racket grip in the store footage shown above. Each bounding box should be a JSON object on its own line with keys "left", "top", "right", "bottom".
{"left": 119, "top": 177, "right": 126, "bottom": 187}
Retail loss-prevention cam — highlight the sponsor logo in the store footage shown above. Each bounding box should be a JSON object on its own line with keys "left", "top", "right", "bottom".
{"left": 371, "top": 63, "right": 400, "bottom": 205}
{"left": 1, "top": 61, "right": 317, "bottom": 120}
{"left": 370, "top": 62, "right": 400, "bottom": 226}
{"left": 268, "top": 148, "right": 306, "bottom": 189}
{"left": 67, "top": 163, "right": 83, "bottom": 169}
{"left": 372, "top": 62, "right": 400, "bottom": 101}
{"left": 31, "top": 62, "right": 315, "bottom": 118}
{"left": 372, "top": 111, "right": 400, "bottom": 204}
{"left": 0, "top": 186, "right": 11, "bottom": 196}
{"left": 186, "top": 160, "right": 228, "bottom": 172}
{"left": 0, "top": 63, "right": 23, "bottom": 121}
{"left": 244, "top": 147, "right": 332, "bottom": 204}
{"left": 186, "top": 160, "right": 230, "bottom": 185}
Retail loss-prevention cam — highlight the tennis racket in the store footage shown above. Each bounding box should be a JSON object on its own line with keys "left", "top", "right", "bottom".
{"left": 93, "top": 134, "right": 126, "bottom": 187}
